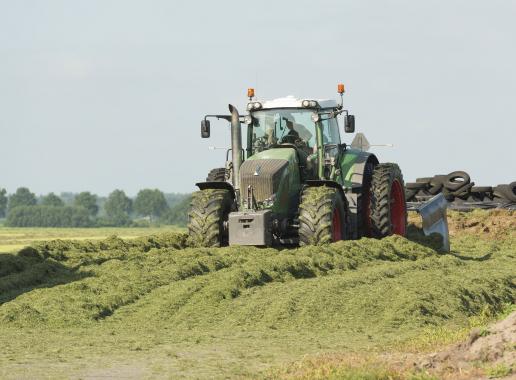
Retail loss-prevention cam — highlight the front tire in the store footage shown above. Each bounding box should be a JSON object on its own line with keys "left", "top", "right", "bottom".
{"left": 298, "top": 186, "right": 349, "bottom": 246}
{"left": 188, "top": 189, "right": 233, "bottom": 247}
{"left": 369, "top": 163, "right": 407, "bottom": 238}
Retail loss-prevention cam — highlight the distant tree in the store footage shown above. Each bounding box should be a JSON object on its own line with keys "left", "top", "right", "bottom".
{"left": 134, "top": 189, "right": 169, "bottom": 221}
{"left": 59, "top": 192, "right": 76, "bottom": 205}
{"left": 5, "top": 205, "right": 91, "bottom": 227}
{"left": 74, "top": 192, "right": 99, "bottom": 216}
{"left": 0, "top": 188, "right": 7, "bottom": 218}
{"left": 8, "top": 187, "right": 37, "bottom": 211}
{"left": 164, "top": 193, "right": 190, "bottom": 208}
{"left": 41, "top": 192, "right": 64, "bottom": 207}
{"left": 104, "top": 190, "right": 132, "bottom": 226}
{"left": 161, "top": 195, "right": 191, "bottom": 226}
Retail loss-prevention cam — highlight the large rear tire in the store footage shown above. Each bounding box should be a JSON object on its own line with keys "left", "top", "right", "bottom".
{"left": 359, "top": 162, "right": 374, "bottom": 238}
{"left": 206, "top": 168, "right": 228, "bottom": 182}
{"left": 188, "top": 189, "right": 233, "bottom": 247}
{"left": 370, "top": 163, "right": 407, "bottom": 238}
{"left": 298, "top": 186, "right": 349, "bottom": 246}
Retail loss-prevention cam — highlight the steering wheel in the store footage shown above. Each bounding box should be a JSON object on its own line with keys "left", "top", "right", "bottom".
{"left": 253, "top": 136, "right": 268, "bottom": 151}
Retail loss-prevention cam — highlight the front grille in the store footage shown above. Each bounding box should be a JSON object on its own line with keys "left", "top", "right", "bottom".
{"left": 240, "top": 159, "right": 288, "bottom": 202}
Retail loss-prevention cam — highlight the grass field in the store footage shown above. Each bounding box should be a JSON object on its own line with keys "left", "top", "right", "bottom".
{"left": 0, "top": 211, "right": 514, "bottom": 379}
{"left": 0, "top": 225, "right": 184, "bottom": 253}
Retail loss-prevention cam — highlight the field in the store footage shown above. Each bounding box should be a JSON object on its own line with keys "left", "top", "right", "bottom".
{"left": 0, "top": 211, "right": 514, "bottom": 379}
{"left": 0, "top": 226, "right": 183, "bottom": 253}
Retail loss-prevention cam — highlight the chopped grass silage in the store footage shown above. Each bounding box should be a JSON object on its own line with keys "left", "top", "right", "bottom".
{"left": 1, "top": 232, "right": 513, "bottom": 333}
{"left": 0, "top": 214, "right": 514, "bottom": 379}
{"left": 0, "top": 225, "right": 185, "bottom": 253}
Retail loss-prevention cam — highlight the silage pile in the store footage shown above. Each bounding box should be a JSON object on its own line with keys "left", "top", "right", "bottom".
{"left": 408, "top": 209, "right": 516, "bottom": 238}
{"left": 416, "top": 311, "right": 516, "bottom": 378}
{"left": 0, "top": 215, "right": 514, "bottom": 341}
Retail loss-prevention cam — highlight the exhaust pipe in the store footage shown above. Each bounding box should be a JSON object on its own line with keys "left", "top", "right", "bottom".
{"left": 228, "top": 104, "right": 242, "bottom": 192}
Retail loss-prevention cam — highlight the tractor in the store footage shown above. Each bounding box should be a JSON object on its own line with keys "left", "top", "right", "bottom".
{"left": 188, "top": 85, "right": 410, "bottom": 247}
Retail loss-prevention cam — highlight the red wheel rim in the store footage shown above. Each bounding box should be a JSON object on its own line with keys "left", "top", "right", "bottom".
{"left": 390, "top": 179, "right": 406, "bottom": 236}
{"left": 332, "top": 208, "right": 343, "bottom": 241}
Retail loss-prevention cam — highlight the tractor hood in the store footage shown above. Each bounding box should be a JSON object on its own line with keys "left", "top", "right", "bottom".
{"left": 239, "top": 148, "right": 300, "bottom": 213}
{"left": 247, "top": 147, "right": 298, "bottom": 163}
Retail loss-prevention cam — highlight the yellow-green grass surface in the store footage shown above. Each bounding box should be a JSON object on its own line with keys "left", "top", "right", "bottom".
{"left": 0, "top": 211, "right": 514, "bottom": 379}
{"left": 0, "top": 226, "right": 184, "bottom": 253}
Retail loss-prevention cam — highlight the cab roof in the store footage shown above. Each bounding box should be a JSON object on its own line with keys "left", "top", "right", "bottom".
{"left": 258, "top": 95, "right": 338, "bottom": 110}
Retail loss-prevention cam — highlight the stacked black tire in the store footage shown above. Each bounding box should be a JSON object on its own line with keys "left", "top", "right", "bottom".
{"left": 405, "top": 171, "right": 516, "bottom": 210}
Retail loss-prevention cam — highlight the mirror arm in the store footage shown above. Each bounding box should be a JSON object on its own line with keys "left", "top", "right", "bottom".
{"left": 317, "top": 109, "right": 348, "bottom": 122}
{"left": 317, "top": 109, "right": 348, "bottom": 121}
{"left": 204, "top": 114, "right": 246, "bottom": 123}
{"left": 332, "top": 109, "right": 348, "bottom": 118}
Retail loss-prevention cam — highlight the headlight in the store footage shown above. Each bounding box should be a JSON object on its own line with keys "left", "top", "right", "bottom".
{"left": 311, "top": 112, "right": 320, "bottom": 122}
{"left": 244, "top": 115, "right": 252, "bottom": 125}
{"left": 253, "top": 102, "right": 262, "bottom": 109}
{"left": 302, "top": 100, "right": 319, "bottom": 108}
{"left": 247, "top": 103, "right": 254, "bottom": 111}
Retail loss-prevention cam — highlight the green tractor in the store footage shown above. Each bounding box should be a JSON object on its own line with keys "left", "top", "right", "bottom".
{"left": 189, "top": 85, "right": 409, "bottom": 247}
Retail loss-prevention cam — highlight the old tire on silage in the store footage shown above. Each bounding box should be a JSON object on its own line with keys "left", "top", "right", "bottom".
{"left": 405, "top": 182, "right": 427, "bottom": 201}
{"left": 206, "top": 168, "right": 228, "bottom": 182}
{"left": 443, "top": 171, "right": 471, "bottom": 191}
{"left": 416, "top": 177, "right": 433, "bottom": 184}
{"left": 471, "top": 186, "right": 493, "bottom": 193}
{"left": 370, "top": 163, "right": 407, "bottom": 238}
{"left": 298, "top": 186, "right": 349, "bottom": 246}
{"left": 494, "top": 183, "right": 516, "bottom": 202}
{"left": 188, "top": 189, "right": 233, "bottom": 247}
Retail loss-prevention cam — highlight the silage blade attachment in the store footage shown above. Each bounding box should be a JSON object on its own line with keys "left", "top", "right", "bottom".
{"left": 416, "top": 193, "right": 450, "bottom": 252}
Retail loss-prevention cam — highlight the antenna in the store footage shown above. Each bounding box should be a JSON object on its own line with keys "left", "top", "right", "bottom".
{"left": 351, "top": 133, "right": 394, "bottom": 151}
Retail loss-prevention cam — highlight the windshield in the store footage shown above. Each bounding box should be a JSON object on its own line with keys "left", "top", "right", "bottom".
{"left": 249, "top": 109, "right": 340, "bottom": 153}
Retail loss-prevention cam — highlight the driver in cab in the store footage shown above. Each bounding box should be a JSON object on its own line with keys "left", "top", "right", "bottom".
{"left": 283, "top": 119, "right": 300, "bottom": 141}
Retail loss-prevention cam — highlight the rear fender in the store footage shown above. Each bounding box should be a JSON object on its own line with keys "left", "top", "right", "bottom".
{"left": 337, "top": 150, "right": 379, "bottom": 239}
{"left": 339, "top": 149, "right": 378, "bottom": 187}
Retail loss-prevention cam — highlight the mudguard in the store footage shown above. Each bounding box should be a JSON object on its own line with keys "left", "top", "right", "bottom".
{"left": 339, "top": 148, "right": 378, "bottom": 187}
{"left": 195, "top": 181, "right": 235, "bottom": 198}
{"left": 338, "top": 149, "right": 378, "bottom": 239}
{"left": 416, "top": 193, "right": 450, "bottom": 252}
{"left": 304, "top": 180, "right": 345, "bottom": 199}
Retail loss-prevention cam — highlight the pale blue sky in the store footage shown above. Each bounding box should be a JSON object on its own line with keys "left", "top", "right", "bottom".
{"left": 1, "top": 0, "right": 515, "bottom": 195}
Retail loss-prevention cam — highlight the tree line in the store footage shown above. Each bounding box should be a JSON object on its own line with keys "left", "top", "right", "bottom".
{"left": 0, "top": 187, "right": 190, "bottom": 228}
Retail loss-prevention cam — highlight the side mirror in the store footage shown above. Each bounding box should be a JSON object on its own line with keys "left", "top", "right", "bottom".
{"left": 344, "top": 115, "right": 355, "bottom": 133}
{"left": 201, "top": 119, "right": 210, "bottom": 138}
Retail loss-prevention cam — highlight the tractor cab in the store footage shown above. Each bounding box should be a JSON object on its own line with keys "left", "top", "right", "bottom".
{"left": 246, "top": 98, "right": 341, "bottom": 151}
{"left": 244, "top": 93, "right": 356, "bottom": 183}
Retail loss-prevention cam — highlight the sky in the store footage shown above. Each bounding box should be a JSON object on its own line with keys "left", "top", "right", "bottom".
{"left": 1, "top": 0, "right": 515, "bottom": 196}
